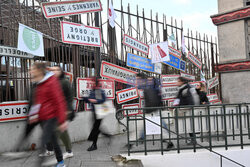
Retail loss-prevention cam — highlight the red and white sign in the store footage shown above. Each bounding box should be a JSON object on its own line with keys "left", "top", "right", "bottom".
{"left": 207, "top": 76, "right": 219, "bottom": 89}
{"left": 189, "top": 81, "right": 205, "bottom": 88}
{"left": 212, "top": 100, "right": 222, "bottom": 104}
{"left": 180, "top": 72, "right": 195, "bottom": 81}
{"left": 100, "top": 61, "right": 137, "bottom": 85}
{"left": 72, "top": 98, "right": 79, "bottom": 111}
{"left": 61, "top": 21, "right": 102, "bottom": 47}
{"left": 116, "top": 87, "right": 139, "bottom": 104}
{"left": 138, "top": 89, "right": 144, "bottom": 98}
{"left": 122, "top": 103, "right": 140, "bottom": 116}
{"left": 161, "top": 85, "right": 179, "bottom": 101}
{"left": 169, "top": 46, "right": 181, "bottom": 59}
{"left": 122, "top": 34, "right": 149, "bottom": 55}
{"left": 168, "top": 99, "right": 175, "bottom": 107}
{"left": 77, "top": 78, "right": 115, "bottom": 99}
{"left": 161, "top": 75, "right": 180, "bottom": 85}
{"left": 41, "top": 0, "right": 102, "bottom": 19}
{"left": 0, "top": 101, "right": 29, "bottom": 122}
{"left": 149, "top": 41, "right": 170, "bottom": 63}
{"left": 187, "top": 52, "right": 202, "bottom": 69}
{"left": 207, "top": 93, "right": 219, "bottom": 103}
{"left": 64, "top": 72, "right": 73, "bottom": 84}
{"left": 85, "top": 103, "right": 92, "bottom": 111}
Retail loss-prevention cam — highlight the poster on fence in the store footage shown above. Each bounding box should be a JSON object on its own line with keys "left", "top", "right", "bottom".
{"left": 123, "top": 34, "right": 149, "bottom": 55}
{"left": 116, "top": 87, "right": 139, "bottom": 104}
{"left": 207, "top": 76, "right": 219, "bottom": 89}
{"left": 61, "top": 21, "right": 102, "bottom": 47}
{"left": 122, "top": 103, "right": 140, "bottom": 116}
{"left": 161, "top": 75, "right": 180, "bottom": 85}
{"left": 149, "top": 41, "right": 170, "bottom": 63}
{"left": 41, "top": 0, "right": 102, "bottom": 19}
{"left": 161, "top": 85, "right": 179, "bottom": 100}
{"left": 187, "top": 52, "right": 202, "bottom": 69}
{"left": 146, "top": 115, "right": 161, "bottom": 135}
{"left": 18, "top": 24, "right": 44, "bottom": 57}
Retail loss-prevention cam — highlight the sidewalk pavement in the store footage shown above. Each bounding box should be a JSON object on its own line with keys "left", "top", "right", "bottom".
{"left": 0, "top": 134, "right": 129, "bottom": 167}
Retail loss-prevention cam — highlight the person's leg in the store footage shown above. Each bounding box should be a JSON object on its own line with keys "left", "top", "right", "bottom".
{"left": 60, "top": 130, "right": 72, "bottom": 153}
{"left": 87, "top": 119, "right": 102, "bottom": 151}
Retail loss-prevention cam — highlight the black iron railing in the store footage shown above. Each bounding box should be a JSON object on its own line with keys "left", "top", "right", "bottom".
{"left": 116, "top": 103, "right": 250, "bottom": 167}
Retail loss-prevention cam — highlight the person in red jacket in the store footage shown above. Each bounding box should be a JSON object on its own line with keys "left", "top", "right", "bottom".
{"left": 28, "top": 62, "right": 68, "bottom": 167}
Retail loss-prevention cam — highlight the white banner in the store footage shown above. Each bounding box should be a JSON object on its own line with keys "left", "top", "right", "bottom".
{"left": 61, "top": 21, "right": 102, "bottom": 47}
{"left": 169, "top": 46, "right": 181, "bottom": 59}
{"left": 146, "top": 115, "right": 161, "bottom": 135}
{"left": 108, "top": 0, "right": 117, "bottom": 28}
{"left": 207, "top": 94, "right": 219, "bottom": 102}
{"left": 122, "top": 34, "right": 149, "bottom": 55}
{"left": 180, "top": 72, "right": 195, "bottom": 81}
{"left": 0, "top": 101, "right": 29, "bottom": 122}
{"left": 18, "top": 24, "right": 44, "bottom": 57}
{"left": 207, "top": 76, "right": 219, "bottom": 89}
{"left": 161, "top": 75, "right": 180, "bottom": 85}
{"left": 122, "top": 103, "right": 140, "bottom": 116}
{"left": 77, "top": 78, "right": 115, "bottom": 99}
{"left": 149, "top": 41, "right": 170, "bottom": 63}
{"left": 161, "top": 85, "right": 179, "bottom": 100}
{"left": 100, "top": 61, "right": 137, "bottom": 85}
{"left": 0, "top": 45, "right": 34, "bottom": 58}
{"left": 187, "top": 52, "right": 202, "bottom": 69}
{"left": 41, "top": 0, "right": 102, "bottom": 19}
{"left": 116, "top": 87, "right": 139, "bottom": 104}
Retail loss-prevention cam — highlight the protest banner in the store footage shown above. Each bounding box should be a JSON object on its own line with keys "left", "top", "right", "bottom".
{"left": 123, "top": 34, "right": 149, "bottom": 55}
{"left": 149, "top": 41, "right": 170, "bottom": 63}
{"left": 116, "top": 87, "right": 139, "bottom": 104}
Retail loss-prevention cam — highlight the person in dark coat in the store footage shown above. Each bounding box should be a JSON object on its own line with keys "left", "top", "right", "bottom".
{"left": 83, "top": 77, "right": 111, "bottom": 151}
{"left": 196, "top": 82, "right": 209, "bottom": 105}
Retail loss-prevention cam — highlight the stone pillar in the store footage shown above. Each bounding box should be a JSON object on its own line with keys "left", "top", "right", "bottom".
{"left": 211, "top": 0, "right": 250, "bottom": 103}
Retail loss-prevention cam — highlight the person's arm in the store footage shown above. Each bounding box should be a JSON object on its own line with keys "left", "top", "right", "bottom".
{"left": 61, "top": 79, "right": 74, "bottom": 111}
{"left": 204, "top": 92, "right": 210, "bottom": 104}
{"left": 95, "top": 90, "right": 106, "bottom": 104}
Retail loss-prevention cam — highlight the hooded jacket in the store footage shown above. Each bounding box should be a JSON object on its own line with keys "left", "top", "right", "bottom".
{"left": 33, "top": 72, "right": 67, "bottom": 124}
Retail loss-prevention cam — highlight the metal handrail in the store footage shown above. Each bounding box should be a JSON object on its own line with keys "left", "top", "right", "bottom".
{"left": 116, "top": 103, "right": 249, "bottom": 167}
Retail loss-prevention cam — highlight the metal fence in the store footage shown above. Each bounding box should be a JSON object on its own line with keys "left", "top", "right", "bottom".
{"left": 116, "top": 103, "right": 250, "bottom": 167}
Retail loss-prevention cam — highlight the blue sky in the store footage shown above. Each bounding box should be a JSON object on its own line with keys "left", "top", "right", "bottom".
{"left": 109, "top": 0, "right": 218, "bottom": 37}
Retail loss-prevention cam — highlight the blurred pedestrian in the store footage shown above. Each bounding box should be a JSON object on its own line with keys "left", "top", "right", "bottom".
{"left": 196, "top": 82, "right": 209, "bottom": 105}
{"left": 40, "top": 66, "right": 75, "bottom": 159}
{"left": 83, "top": 77, "right": 112, "bottom": 151}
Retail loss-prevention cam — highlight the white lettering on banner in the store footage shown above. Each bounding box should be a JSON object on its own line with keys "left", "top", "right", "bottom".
{"left": 100, "top": 61, "right": 137, "bottom": 85}
{"left": 0, "top": 101, "right": 29, "bottom": 122}
{"left": 77, "top": 78, "right": 115, "bottom": 99}
{"left": 116, "top": 88, "right": 139, "bottom": 104}
{"left": 207, "top": 76, "right": 219, "bottom": 89}
{"left": 122, "top": 103, "right": 140, "bottom": 116}
{"left": 168, "top": 46, "right": 181, "bottom": 59}
{"left": 180, "top": 72, "right": 195, "bottom": 81}
{"left": 61, "top": 21, "right": 101, "bottom": 47}
{"left": 187, "top": 52, "right": 202, "bottom": 69}
{"left": 0, "top": 45, "right": 34, "bottom": 58}
{"left": 41, "top": 0, "right": 102, "bottom": 19}
{"left": 161, "top": 75, "right": 180, "bottom": 85}
{"left": 207, "top": 94, "right": 219, "bottom": 102}
{"left": 123, "top": 34, "right": 149, "bottom": 55}
{"left": 161, "top": 85, "right": 179, "bottom": 100}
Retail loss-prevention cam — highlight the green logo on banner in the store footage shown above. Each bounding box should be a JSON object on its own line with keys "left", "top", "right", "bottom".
{"left": 22, "top": 27, "right": 40, "bottom": 51}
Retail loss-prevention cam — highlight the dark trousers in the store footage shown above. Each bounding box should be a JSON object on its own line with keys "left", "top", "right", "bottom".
{"left": 88, "top": 119, "right": 103, "bottom": 144}
{"left": 40, "top": 118, "right": 63, "bottom": 163}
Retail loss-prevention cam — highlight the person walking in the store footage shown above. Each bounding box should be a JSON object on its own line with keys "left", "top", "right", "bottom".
{"left": 40, "top": 66, "right": 75, "bottom": 159}
{"left": 83, "top": 77, "right": 112, "bottom": 151}
{"left": 196, "top": 82, "right": 209, "bottom": 105}
{"left": 28, "top": 62, "right": 68, "bottom": 167}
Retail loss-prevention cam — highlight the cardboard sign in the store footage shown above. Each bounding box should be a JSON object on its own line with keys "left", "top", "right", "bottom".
{"left": 77, "top": 78, "right": 115, "bottom": 99}
{"left": 0, "top": 101, "right": 29, "bottom": 122}
{"left": 123, "top": 34, "right": 149, "bottom": 55}
{"left": 18, "top": 24, "right": 44, "bottom": 57}
{"left": 126, "top": 52, "right": 161, "bottom": 74}
{"left": 61, "top": 21, "right": 102, "bottom": 47}
{"left": 100, "top": 61, "right": 137, "bottom": 85}
{"left": 161, "top": 85, "right": 179, "bottom": 100}
{"left": 122, "top": 103, "right": 140, "bottom": 116}
{"left": 161, "top": 75, "right": 180, "bottom": 85}
{"left": 180, "top": 72, "right": 195, "bottom": 81}
{"left": 72, "top": 98, "right": 79, "bottom": 111}
{"left": 169, "top": 46, "right": 181, "bottom": 59}
{"left": 207, "top": 76, "right": 219, "bottom": 89}
{"left": 207, "top": 93, "right": 219, "bottom": 103}
{"left": 64, "top": 72, "right": 73, "bottom": 84}
{"left": 116, "top": 87, "right": 139, "bottom": 104}
{"left": 0, "top": 45, "right": 34, "bottom": 58}
{"left": 138, "top": 89, "right": 144, "bottom": 98}
{"left": 85, "top": 102, "right": 92, "bottom": 111}
{"left": 189, "top": 81, "right": 205, "bottom": 88}
{"left": 187, "top": 52, "right": 202, "bottom": 69}
{"left": 41, "top": 0, "right": 102, "bottom": 18}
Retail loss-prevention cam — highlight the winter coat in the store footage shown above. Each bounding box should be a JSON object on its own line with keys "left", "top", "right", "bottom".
{"left": 33, "top": 72, "right": 67, "bottom": 124}
{"left": 177, "top": 84, "right": 195, "bottom": 106}
{"left": 196, "top": 89, "right": 209, "bottom": 104}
